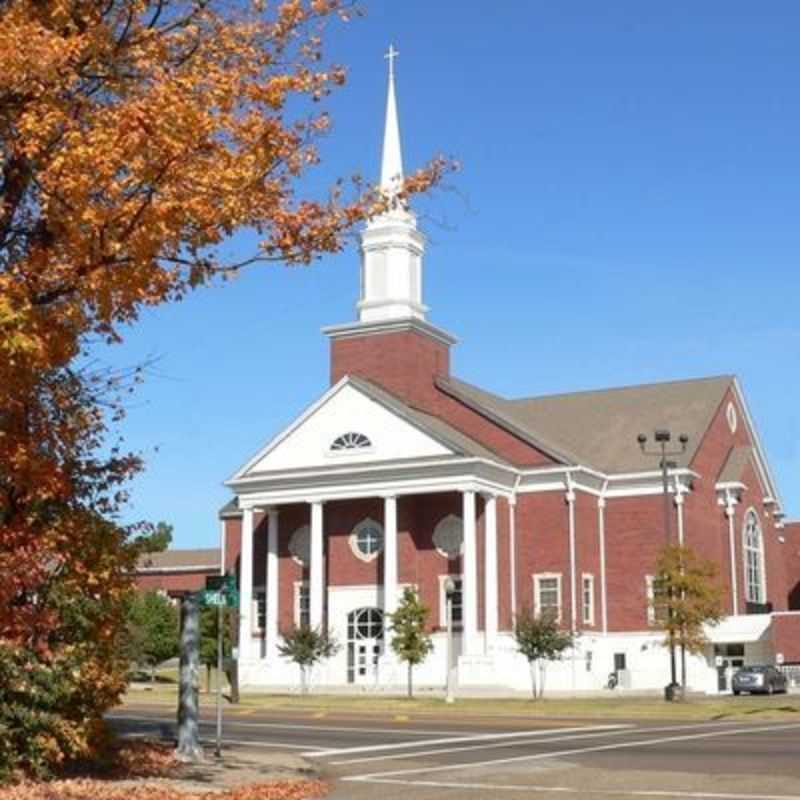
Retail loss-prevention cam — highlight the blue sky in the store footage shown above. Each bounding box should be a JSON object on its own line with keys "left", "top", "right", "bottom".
{"left": 105, "top": 2, "right": 800, "bottom": 546}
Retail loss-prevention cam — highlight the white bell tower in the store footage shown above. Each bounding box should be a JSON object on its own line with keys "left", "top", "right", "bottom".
{"left": 357, "top": 45, "right": 427, "bottom": 323}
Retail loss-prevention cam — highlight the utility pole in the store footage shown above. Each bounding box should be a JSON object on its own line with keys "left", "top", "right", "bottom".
{"left": 638, "top": 430, "right": 688, "bottom": 702}
{"left": 177, "top": 593, "right": 203, "bottom": 761}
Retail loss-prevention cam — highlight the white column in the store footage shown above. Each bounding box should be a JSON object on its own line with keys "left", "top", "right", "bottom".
{"left": 509, "top": 495, "right": 517, "bottom": 621}
{"left": 483, "top": 493, "right": 498, "bottom": 651}
{"left": 265, "top": 509, "right": 279, "bottom": 661}
{"left": 238, "top": 507, "right": 255, "bottom": 663}
{"left": 675, "top": 483, "right": 686, "bottom": 545}
{"left": 725, "top": 493, "right": 739, "bottom": 615}
{"left": 462, "top": 489, "right": 478, "bottom": 654}
{"left": 383, "top": 495, "right": 398, "bottom": 617}
{"left": 566, "top": 483, "right": 577, "bottom": 632}
{"left": 309, "top": 501, "right": 324, "bottom": 629}
{"left": 597, "top": 496, "right": 608, "bottom": 634}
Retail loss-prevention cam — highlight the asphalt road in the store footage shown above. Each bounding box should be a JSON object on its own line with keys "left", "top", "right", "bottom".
{"left": 108, "top": 705, "right": 800, "bottom": 799}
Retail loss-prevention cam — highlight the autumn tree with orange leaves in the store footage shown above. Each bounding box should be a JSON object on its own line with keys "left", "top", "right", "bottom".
{"left": 0, "top": 0, "right": 448, "bottom": 777}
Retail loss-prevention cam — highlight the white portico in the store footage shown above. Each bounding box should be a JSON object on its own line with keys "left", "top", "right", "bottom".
{"left": 226, "top": 375, "right": 511, "bottom": 687}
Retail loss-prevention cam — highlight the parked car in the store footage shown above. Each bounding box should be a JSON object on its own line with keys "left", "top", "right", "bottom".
{"left": 732, "top": 665, "right": 788, "bottom": 696}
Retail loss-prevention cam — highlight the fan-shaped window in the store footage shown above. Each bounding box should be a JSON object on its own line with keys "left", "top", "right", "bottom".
{"left": 743, "top": 510, "right": 765, "bottom": 604}
{"left": 433, "top": 514, "right": 463, "bottom": 559}
{"left": 331, "top": 432, "right": 372, "bottom": 452}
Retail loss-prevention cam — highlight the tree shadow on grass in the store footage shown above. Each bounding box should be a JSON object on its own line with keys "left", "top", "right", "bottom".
{"left": 711, "top": 703, "right": 800, "bottom": 721}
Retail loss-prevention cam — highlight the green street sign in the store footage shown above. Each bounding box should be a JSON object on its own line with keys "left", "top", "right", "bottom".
{"left": 201, "top": 590, "right": 226, "bottom": 607}
{"left": 206, "top": 574, "right": 237, "bottom": 593}
{"left": 200, "top": 589, "right": 239, "bottom": 608}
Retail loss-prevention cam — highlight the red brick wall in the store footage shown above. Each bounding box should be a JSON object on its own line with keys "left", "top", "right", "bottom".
{"left": 574, "top": 490, "right": 602, "bottom": 632}
{"left": 771, "top": 613, "right": 800, "bottom": 664}
{"left": 330, "top": 327, "right": 554, "bottom": 467}
{"left": 604, "top": 495, "right": 669, "bottom": 632}
{"left": 331, "top": 329, "right": 450, "bottom": 403}
{"left": 685, "top": 387, "right": 787, "bottom": 613}
{"left": 786, "top": 523, "right": 800, "bottom": 610}
{"left": 514, "top": 491, "right": 571, "bottom": 624}
{"left": 135, "top": 570, "right": 216, "bottom": 596}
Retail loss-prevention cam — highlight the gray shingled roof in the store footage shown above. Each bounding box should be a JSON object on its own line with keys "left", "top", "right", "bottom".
{"left": 438, "top": 375, "right": 733, "bottom": 474}
{"left": 137, "top": 548, "right": 221, "bottom": 571}
{"left": 718, "top": 446, "right": 754, "bottom": 485}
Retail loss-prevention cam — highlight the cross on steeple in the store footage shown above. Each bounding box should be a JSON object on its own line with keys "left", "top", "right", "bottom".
{"left": 384, "top": 44, "right": 399, "bottom": 78}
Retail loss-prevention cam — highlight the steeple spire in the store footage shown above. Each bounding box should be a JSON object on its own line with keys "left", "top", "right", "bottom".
{"left": 380, "top": 44, "right": 403, "bottom": 193}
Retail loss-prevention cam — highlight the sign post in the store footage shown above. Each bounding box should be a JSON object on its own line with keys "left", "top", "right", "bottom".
{"left": 200, "top": 573, "right": 238, "bottom": 759}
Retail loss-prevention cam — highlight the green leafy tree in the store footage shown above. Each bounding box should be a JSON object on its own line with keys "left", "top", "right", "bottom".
{"left": 277, "top": 625, "right": 339, "bottom": 694}
{"left": 513, "top": 608, "right": 576, "bottom": 699}
{"left": 199, "top": 606, "right": 233, "bottom": 692}
{"left": 389, "top": 587, "right": 434, "bottom": 698}
{"left": 125, "top": 591, "right": 180, "bottom": 681}
{"left": 651, "top": 544, "right": 724, "bottom": 688}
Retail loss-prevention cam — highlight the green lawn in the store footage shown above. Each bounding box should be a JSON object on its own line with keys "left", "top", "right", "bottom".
{"left": 122, "top": 686, "right": 800, "bottom": 722}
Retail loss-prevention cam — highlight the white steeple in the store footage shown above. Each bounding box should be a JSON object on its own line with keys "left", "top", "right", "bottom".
{"left": 380, "top": 44, "right": 403, "bottom": 193}
{"left": 356, "top": 45, "right": 427, "bottom": 324}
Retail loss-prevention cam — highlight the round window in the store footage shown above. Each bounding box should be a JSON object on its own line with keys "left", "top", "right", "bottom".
{"left": 350, "top": 518, "right": 384, "bottom": 561}
{"left": 433, "top": 514, "right": 463, "bottom": 559}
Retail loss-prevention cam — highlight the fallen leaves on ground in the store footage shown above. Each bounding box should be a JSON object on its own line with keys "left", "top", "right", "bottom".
{"left": 0, "top": 778, "right": 328, "bottom": 800}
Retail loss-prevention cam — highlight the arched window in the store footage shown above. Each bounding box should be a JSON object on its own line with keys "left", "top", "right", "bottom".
{"left": 330, "top": 432, "right": 372, "bottom": 452}
{"left": 743, "top": 510, "right": 765, "bottom": 604}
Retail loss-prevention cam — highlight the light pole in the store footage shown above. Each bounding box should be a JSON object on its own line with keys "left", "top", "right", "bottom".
{"left": 637, "top": 429, "right": 688, "bottom": 702}
{"left": 444, "top": 576, "right": 456, "bottom": 704}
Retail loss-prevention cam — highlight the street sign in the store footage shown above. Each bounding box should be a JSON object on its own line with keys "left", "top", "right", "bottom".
{"left": 206, "top": 574, "right": 236, "bottom": 593}
{"left": 200, "top": 590, "right": 238, "bottom": 607}
{"left": 200, "top": 590, "right": 226, "bottom": 607}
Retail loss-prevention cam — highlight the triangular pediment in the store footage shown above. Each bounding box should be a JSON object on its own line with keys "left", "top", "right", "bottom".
{"left": 233, "top": 378, "right": 453, "bottom": 477}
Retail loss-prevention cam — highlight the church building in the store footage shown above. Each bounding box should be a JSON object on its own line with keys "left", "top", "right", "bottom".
{"left": 219, "top": 54, "right": 800, "bottom": 694}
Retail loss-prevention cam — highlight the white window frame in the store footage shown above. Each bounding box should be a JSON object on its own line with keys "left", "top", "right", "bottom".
{"left": 438, "top": 574, "right": 463, "bottom": 629}
{"left": 349, "top": 517, "right": 384, "bottom": 562}
{"left": 533, "top": 573, "right": 562, "bottom": 623}
{"left": 742, "top": 508, "right": 767, "bottom": 604}
{"left": 581, "top": 573, "right": 595, "bottom": 626}
{"left": 294, "top": 580, "right": 310, "bottom": 628}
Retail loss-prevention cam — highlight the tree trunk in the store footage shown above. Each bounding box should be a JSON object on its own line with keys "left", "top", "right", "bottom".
{"left": 529, "top": 660, "right": 538, "bottom": 699}
{"left": 300, "top": 665, "right": 308, "bottom": 695}
{"left": 407, "top": 662, "right": 413, "bottom": 699}
{"left": 206, "top": 663, "right": 212, "bottom": 693}
{"left": 150, "top": 663, "right": 156, "bottom": 683}
{"left": 539, "top": 661, "right": 547, "bottom": 699}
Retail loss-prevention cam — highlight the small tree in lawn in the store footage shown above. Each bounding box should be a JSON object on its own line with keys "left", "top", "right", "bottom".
{"left": 199, "top": 606, "right": 233, "bottom": 693}
{"left": 278, "top": 625, "right": 340, "bottom": 694}
{"left": 125, "top": 591, "right": 180, "bottom": 681}
{"left": 652, "top": 544, "right": 723, "bottom": 689}
{"left": 389, "top": 587, "right": 434, "bottom": 699}
{"left": 513, "top": 608, "right": 576, "bottom": 699}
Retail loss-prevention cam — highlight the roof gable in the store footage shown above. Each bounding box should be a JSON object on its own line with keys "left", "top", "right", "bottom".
{"left": 231, "top": 377, "right": 487, "bottom": 478}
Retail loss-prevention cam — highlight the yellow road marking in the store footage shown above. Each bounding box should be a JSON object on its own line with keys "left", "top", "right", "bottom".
{"left": 394, "top": 715, "right": 409, "bottom": 723}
